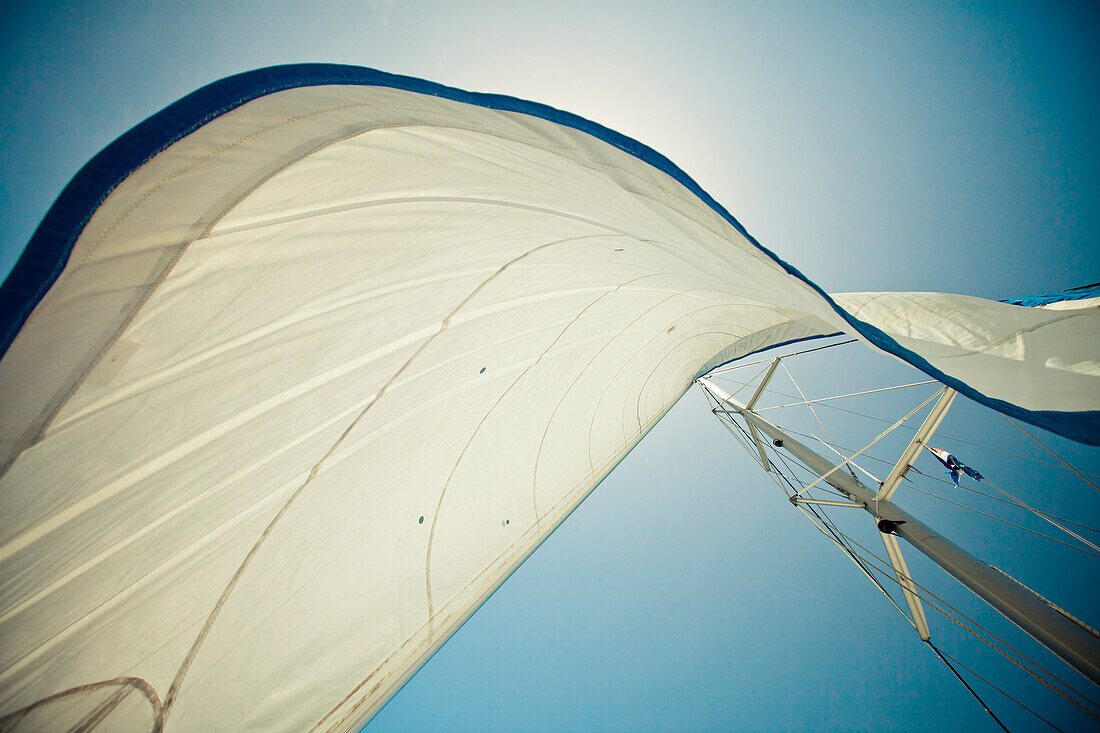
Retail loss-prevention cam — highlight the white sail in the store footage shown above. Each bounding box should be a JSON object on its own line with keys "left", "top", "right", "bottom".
{"left": 0, "top": 66, "right": 1095, "bottom": 732}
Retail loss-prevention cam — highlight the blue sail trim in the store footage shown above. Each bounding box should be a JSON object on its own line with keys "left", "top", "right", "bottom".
{"left": 1000, "top": 282, "right": 1100, "bottom": 308}
{"left": 0, "top": 64, "right": 1095, "bottom": 444}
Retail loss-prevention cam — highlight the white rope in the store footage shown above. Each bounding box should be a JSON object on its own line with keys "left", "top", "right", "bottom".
{"left": 805, "top": 428, "right": 1100, "bottom": 555}
{"left": 779, "top": 361, "right": 839, "bottom": 450}
{"left": 812, "top": 434, "right": 885, "bottom": 484}
{"left": 711, "top": 375, "right": 1100, "bottom": 478}
{"left": 781, "top": 424, "right": 1100, "bottom": 536}
{"left": 754, "top": 380, "right": 938, "bottom": 412}
{"left": 731, "top": 362, "right": 778, "bottom": 401}
{"left": 790, "top": 388, "right": 946, "bottom": 499}
{"left": 758, "top": 435, "right": 1100, "bottom": 555}
{"left": 712, "top": 375, "right": 1100, "bottom": 554}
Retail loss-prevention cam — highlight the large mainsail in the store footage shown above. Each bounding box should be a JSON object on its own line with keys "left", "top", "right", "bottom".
{"left": 0, "top": 65, "right": 1096, "bottom": 731}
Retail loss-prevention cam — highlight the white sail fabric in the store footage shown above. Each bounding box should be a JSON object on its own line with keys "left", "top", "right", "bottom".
{"left": 0, "top": 67, "right": 1096, "bottom": 732}
{"left": 833, "top": 291, "right": 1099, "bottom": 416}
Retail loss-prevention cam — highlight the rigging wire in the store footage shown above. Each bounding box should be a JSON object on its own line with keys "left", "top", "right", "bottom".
{"left": 894, "top": 569, "right": 1100, "bottom": 721}
{"left": 980, "top": 475, "right": 1100, "bottom": 554}
{"left": 707, "top": 381, "right": 1100, "bottom": 555}
{"left": 753, "top": 380, "right": 938, "bottom": 412}
{"left": 791, "top": 432, "right": 1100, "bottom": 554}
{"left": 707, "top": 372, "right": 1100, "bottom": 547}
{"left": 730, "top": 362, "right": 781, "bottom": 402}
{"left": 778, "top": 363, "right": 871, "bottom": 493}
{"left": 807, "top": 520, "right": 1100, "bottom": 719}
{"left": 813, "top": 436, "right": 887, "bottom": 486}
{"left": 704, "top": 341, "right": 1100, "bottom": 488}
{"left": 788, "top": 427, "right": 1100, "bottom": 554}
{"left": 899, "top": 484, "right": 1100, "bottom": 557}
{"left": 800, "top": 494, "right": 1091, "bottom": 692}
{"left": 732, "top": 457, "right": 1100, "bottom": 725}
{"left": 931, "top": 645, "right": 1067, "bottom": 732}
{"left": 706, "top": 338, "right": 858, "bottom": 375}
{"left": 758, "top": 441, "right": 937, "bottom": 643}
{"left": 803, "top": 500, "right": 917, "bottom": 629}
{"left": 712, "top": 408, "right": 1100, "bottom": 720}
{"left": 781, "top": 427, "right": 1100, "bottom": 556}
{"left": 699, "top": 377, "right": 1100, "bottom": 727}
{"left": 707, "top": 375, "right": 1100, "bottom": 478}
{"left": 1004, "top": 416, "right": 1099, "bottom": 493}
{"left": 925, "top": 639, "right": 1011, "bottom": 732}
{"left": 719, "top": 412, "right": 919, "bottom": 630}
{"left": 907, "top": 466, "right": 1100, "bottom": 535}
{"left": 811, "top": 513, "right": 1100, "bottom": 719}
{"left": 777, "top": 361, "right": 855, "bottom": 483}
{"left": 757, "top": 439, "right": 1074, "bottom": 730}
{"left": 780, "top": 424, "right": 1100, "bottom": 536}
{"left": 780, "top": 389, "right": 947, "bottom": 500}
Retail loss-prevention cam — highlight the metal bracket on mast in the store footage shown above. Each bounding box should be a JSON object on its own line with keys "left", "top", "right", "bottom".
{"left": 876, "top": 387, "right": 956, "bottom": 502}
{"left": 710, "top": 358, "right": 781, "bottom": 472}
{"left": 789, "top": 497, "right": 864, "bottom": 508}
{"left": 744, "top": 358, "right": 781, "bottom": 472}
{"left": 879, "top": 529, "right": 932, "bottom": 640}
{"left": 872, "top": 386, "right": 953, "bottom": 640}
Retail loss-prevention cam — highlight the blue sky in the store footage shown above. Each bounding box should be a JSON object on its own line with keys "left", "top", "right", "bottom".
{"left": 2, "top": 2, "right": 1098, "bottom": 730}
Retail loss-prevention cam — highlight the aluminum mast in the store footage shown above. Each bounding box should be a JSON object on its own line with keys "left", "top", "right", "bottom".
{"left": 698, "top": 377, "right": 1100, "bottom": 687}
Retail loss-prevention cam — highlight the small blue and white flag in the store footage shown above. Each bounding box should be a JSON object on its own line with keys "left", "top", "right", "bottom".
{"left": 927, "top": 446, "right": 984, "bottom": 486}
